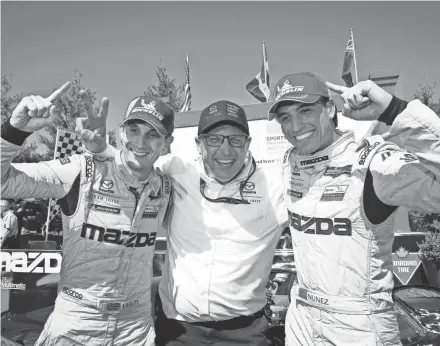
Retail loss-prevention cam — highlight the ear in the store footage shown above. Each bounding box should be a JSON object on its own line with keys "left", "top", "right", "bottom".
{"left": 195, "top": 136, "right": 203, "bottom": 155}
{"left": 246, "top": 136, "right": 252, "bottom": 148}
{"left": 160, "top": 136, "right": 174, "bottom": 156}
{"left": 119, "top": 126, "right": 127, "bottom": 143}
{"left": 326, "top": 99, "right": 336, "bottom": 120}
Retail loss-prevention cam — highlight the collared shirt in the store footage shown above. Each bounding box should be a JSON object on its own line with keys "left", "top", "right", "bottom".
{"left": 1, "top": 210, "right": 18, "bottom": 239}
{"left": 158, "top": 152, "right": 288, "bottom": 322}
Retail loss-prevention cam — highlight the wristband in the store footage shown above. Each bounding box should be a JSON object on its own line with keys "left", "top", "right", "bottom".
{"left": 1, "top": 117, "right": 33, "bottom": 146}
{"left": 378, "top": 96, "right": 408, "bottom": 126}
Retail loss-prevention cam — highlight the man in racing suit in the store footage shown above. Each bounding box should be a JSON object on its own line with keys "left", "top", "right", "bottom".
{"left": 1, "top": 83, "right": 174, "bottom": 346}
{"left": 267, "top": 72, "right": 440, "bottom": 345}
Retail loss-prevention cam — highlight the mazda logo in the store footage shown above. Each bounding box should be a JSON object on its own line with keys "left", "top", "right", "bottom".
{"left": 244, "top": 182, "right": 255, "bottom": 190}
{"left": 101, "top": 180, "right": 114, "bottom": 189}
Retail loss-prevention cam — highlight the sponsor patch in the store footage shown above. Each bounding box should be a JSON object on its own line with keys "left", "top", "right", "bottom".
{"left": 320, "top": 185, "right": 348, "bottom": 201}
{"left": 92, "top": 204, "right": 121, "bottom": 214}
{"left": 288, "top": 211, "right": 352, "bottom": 236}
{"left": 323, "top": 165, "right": 352, "bottom": 178}
{"left": 99, "top": 179, "right": 115, "bottom": 193}
{"left": 85, "top": 156, "right": 93, "bottom": 178}
{"left": 59, "top": 157, "right": 70, "bottom": 165}
{"left": 243, "top": 182, "right": 256, "bottom": 194}
{"left": 287, "top": 189, "right": 303, "bottom": 199}
{"left": 300, "top": 155, "right": 329, "bottom": 166}
{"left": 62, "top": 287, "right": 83, "bottom": 300}
{"left": 400, "top": 153, "right": 418, "bottom": 163}
{"left": 358, "top": 142, "right": 380, "bottom": 165}
{"left": 92, "top": 194, "right": 119, "bottom": 205}
{"left": 142, "top": 211, "right": 158, "bottom": 219}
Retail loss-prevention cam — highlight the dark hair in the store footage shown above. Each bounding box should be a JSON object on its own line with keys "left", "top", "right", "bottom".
{"left": 319, "top": 97, "right": 338, "bottom": 127}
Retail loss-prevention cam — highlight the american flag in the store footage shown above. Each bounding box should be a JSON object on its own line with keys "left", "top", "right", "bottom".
{"left": 41, "top": 129, "right": 84, "bottom": 237}
{"left": 180, "top": 54, "right": 192, "bottom": 112}
{"left": 246, "top": 41, "right": 270, "bottom": 102}
{"left": 341, "top": 29, "right": 357, "bottom": 87}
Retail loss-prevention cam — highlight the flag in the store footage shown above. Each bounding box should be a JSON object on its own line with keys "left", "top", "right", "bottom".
{"left": 341, "top": 29, "right": 356, "bottom": 87}
{"left": 42, "top": 129, "right": 84, "bottom": 236}
{"left": 180, "top": 54, "right": 192, "bottom": 112}
{"left": 246, "top": 41, "right": 270, "bottom": 102}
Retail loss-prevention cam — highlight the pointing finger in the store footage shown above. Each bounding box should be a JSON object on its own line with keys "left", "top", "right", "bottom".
{"left": 325, "top": 82, "right": 347, "bottom": 95}
{"left": 46, "top": 81, "right": 71, "bottom": 103}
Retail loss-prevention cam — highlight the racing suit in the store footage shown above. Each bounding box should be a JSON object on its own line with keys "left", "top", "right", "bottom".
{"left": 283, "top": 99, "right": 440, "bottom": 345}
{"left": 1, "top": 120, "right": 172, "bottom": 346}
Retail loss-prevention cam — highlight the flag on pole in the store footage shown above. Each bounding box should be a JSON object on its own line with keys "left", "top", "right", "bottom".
{"left": 42, "top": 129, "right": 84, "bottom": 237}
{"left": 341, "top": 29, "right": 357, "bottom": 87}
{"left": 180, "top": 54, "right": 192, "bottom": 112}
{"left": 246, "top": 41, "right": 270, "bottom": 102}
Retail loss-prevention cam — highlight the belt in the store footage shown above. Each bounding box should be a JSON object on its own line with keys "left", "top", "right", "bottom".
{"left": 156, "top": 296, "right": 265, "bottom": 330}
{"left": 59, "top": 286, "right": 148, "bottom": 315}
{"left": 191, "top": 309, "right": 265, "bottom": 330}
{"left": 291, "top": 284, "right": 393, "bottom": 315}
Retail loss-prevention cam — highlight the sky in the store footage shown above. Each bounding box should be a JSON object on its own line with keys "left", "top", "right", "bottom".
{"left": 2, "top": 1, "right": 440, "bottom": 132}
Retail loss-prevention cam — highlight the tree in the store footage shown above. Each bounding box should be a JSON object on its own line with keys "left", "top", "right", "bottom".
{"left": 408, "top": 81, "right": 440, "bottom": 233}
{"left": 144, "top": 64, "right": 185, "bottom": 112}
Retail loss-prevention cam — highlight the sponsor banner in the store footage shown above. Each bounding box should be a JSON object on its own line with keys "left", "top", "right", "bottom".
{"left": 392, "top": 233, "right": 425, "bottom": 285}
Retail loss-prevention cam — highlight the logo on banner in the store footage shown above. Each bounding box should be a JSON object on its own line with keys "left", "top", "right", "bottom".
{"left": 392, "top": 246, "right": 421, "bottom": 285}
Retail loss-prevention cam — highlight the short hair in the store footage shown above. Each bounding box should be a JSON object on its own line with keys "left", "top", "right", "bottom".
{"left": 318, "top": 97, "right": 338, "bottom": 127}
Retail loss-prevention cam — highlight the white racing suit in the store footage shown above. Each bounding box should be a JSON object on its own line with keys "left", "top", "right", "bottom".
{"left": 283, "top": 99, "right": 440, "bottom": 345}
{"left": 1, "top": 121, "right": 172, "bottom": 346}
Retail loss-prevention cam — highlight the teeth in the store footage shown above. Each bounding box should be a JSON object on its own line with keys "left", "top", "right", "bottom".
{"left": 130, "top": 149, "right": 148, "bottom": 157}
{"left": 295, "top": 131, "right": 313, "bottom": 140}
{"left": 216, "top": 159, "right": 234, "bottom": 166}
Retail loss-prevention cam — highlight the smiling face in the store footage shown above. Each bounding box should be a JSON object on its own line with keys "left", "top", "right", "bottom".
{"left": 120, "top": 120, "right": 171, "bottom": 179}
{"left": 196, "top": 124, "right": 251, "bottom": 183}
{"left": 276, "top": 98, "right": 337, "bottom": 155}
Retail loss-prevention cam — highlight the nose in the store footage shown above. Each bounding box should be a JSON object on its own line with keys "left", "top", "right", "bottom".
{"left": 291, "top": 115, "right": 304, "bottom": 132}
{"left": 138, "top": 134, "right": 153, "bottom": 149}
{"left": 219, "top": 137, "right": 233, "bottom": 155}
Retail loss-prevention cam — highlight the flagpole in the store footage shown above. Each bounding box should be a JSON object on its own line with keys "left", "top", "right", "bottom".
{"left": 262, "top": 41, "right": 269, "bottom": 101}
{"left": 351, "top": 28, "right": 359, "bottom": 84}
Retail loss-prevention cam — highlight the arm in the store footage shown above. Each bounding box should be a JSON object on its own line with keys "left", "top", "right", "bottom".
{"left": 1, "top": 82, "right": 84, "bottom": 200}
{"left": 370, "top": 98, "right": 440, "bottom": 213}
{"left": 1, "top": 120, "right": 83, "bottom": 200}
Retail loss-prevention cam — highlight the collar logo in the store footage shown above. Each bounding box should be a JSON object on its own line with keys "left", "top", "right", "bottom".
{"left": 100, "top": 180, "right": 114, "bottom": 189}
{"left": 244, "top": 182, "right": 255, "bottom": 190}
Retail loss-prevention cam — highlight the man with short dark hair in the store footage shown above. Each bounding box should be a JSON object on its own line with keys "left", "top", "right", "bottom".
{"left": 268, "top": 72, "right": 440, "bottom": 345}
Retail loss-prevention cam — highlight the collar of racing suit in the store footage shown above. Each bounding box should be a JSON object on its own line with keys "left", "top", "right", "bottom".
{"left": 113, "top": 149, "right": 162, "bottom": 193}
{"left": 196, "top": 150, "right": 255, "bottom": 188}
{"left": 290, "top": 130, "right": 355, "bottom": 170}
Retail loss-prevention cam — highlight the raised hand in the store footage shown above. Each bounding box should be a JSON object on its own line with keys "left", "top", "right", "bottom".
{"left": 326, "top": 80, "right": 393, "bottom": 121}
{"left": 10, "top": 82, "right": 71, "bottom": 132}
{"left": 75, "top": 91, "right": 109, "bottom": 153}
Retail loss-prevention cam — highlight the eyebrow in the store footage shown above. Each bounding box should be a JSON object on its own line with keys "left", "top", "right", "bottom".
{"left": 277, "top": 103, "right": 315, "bottom": 117}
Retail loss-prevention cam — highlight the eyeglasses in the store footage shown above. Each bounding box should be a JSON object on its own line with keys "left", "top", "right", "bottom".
{"left": 199, "top": 134, "right": 248, "bottom": 148}
{"left": 199, "top": 158, "right": 256, "bottom": 205}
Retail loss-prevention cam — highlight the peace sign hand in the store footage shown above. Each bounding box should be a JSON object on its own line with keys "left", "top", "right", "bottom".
{"left": 75, "top": 91, "right": 109, "bottom": 153}
{"left": 10, "top": 82, "right": 71, "bottom": 132}
{"left": 325, "top": 80, "right": 393, "bottom": 121}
